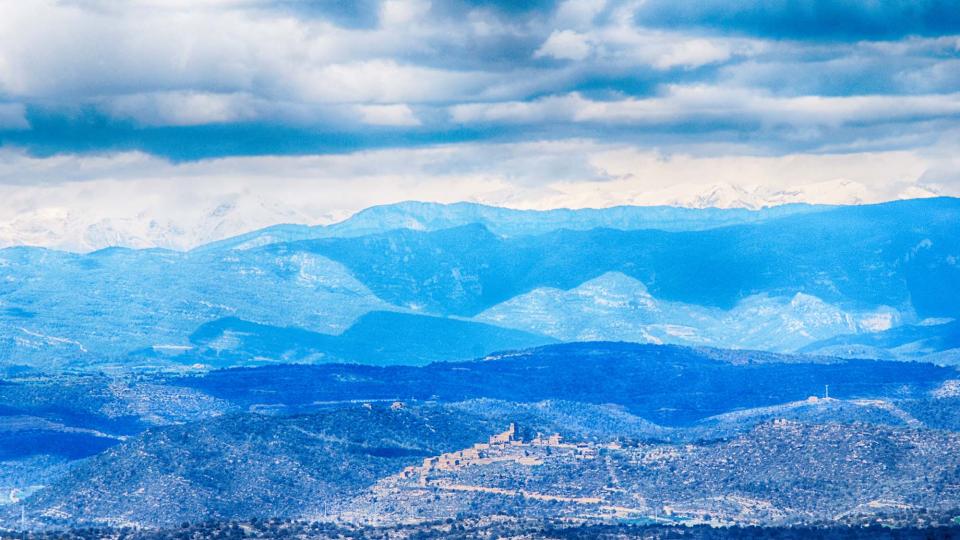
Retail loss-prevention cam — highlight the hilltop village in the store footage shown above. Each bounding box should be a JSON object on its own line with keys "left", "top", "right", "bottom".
{"left": 335, "top": 422, "right": 650, "bottom": 525}
{"left": 334, "top": 419, "right": 960, "bottom": 528}
{"left": 406, "top": 423, "right": 607, "bottom": 480}
{"left": 3, "top": 346, "right": 960, "bottom": 531}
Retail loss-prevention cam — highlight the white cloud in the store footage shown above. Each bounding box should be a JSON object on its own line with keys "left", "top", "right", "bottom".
{"left": 0, "top": 0, "right": 770, "bottom": 132}
{"left": 651, "top": 38, "right": 732, "bottom": 69}
{"left": 450, "top": 94, "right": 576, "bottom": 123}
{"left": 0, "top": 0, "right": 517, "bottom": 123}
{"left": 553, "top": 0, "right": 607, "bottom": 28}
{"left": 380, "top": 0, "right": 431, "bottom": 27}
{"left": 0, "top": 0, "right": 955, "bottom": 223}
{"left": 0, "top": 0, "right": 950, "bottom": 142}
{"left": 295, "top": 60, "right": 495, "bottom": 104}
{"left": 450, "top": 87, "right": 960, "bottom": 128}
{"left": 546, "top": 1, "right": 753, "bottom": 70}
{"left": 0, "top": 142, "right": 955, "bottom": 251}
{"left": 102, "top": 91, "right": 260, "bottom": 126}
{"left": 534, "top": 30, "right": 593, "bottom": 61}
{"left": 355, "top": 104, "right": 421, "bottom": 126}
{"left": 564, "top": 147, "right": 941, "bottom": 208}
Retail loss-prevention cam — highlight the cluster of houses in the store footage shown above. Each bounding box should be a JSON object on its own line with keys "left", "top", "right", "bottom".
{"left": 402, "top": 423, "right": 612, "bottom": 482}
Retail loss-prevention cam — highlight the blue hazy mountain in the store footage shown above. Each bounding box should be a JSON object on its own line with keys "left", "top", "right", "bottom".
{"left": 199, "top": 200, "right": 832, "bottom": 251}
{"left": 180, "top": 311, "right": 555, "bottom": 367}
{"left": 178, "top": 342, "right": 953, "bottom": 426}
{"left": 1, "top": 198, "right": 958, "bottom": 369}
{"left": 294, "top": 198, "right": 960, "bottom": 317}
{"left": 801, "top": 319, "right": 960, "bottom": 363}
{"left": 474, "top": 272, "right": 903, "bottom": 352}
{"left": 0, "top": 246, "right": 387, "bottom": 368}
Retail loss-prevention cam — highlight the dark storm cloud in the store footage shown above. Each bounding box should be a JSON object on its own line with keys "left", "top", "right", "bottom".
{"left": 0, "top": 0, "right": 957, "bottom": 161}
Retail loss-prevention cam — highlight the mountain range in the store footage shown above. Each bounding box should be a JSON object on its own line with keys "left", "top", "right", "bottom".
{"left": 1, "top": 197, "right": 958, "bottom": 369}
{"left": 0, "top": 187, "right": 846, "bottom": 253}
{"left": 2, "top": 197, "right": 960, "bottom": 530}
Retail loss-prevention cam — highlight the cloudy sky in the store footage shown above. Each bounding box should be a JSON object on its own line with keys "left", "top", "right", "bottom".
{"left": 1, "top": 0, "right": 959, "bottom": 249}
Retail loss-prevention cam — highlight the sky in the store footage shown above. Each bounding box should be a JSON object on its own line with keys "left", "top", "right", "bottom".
{"left": 1, "top": 0, "right": 959, "bottom": 249}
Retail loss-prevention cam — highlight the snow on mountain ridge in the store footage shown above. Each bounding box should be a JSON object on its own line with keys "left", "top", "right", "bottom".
{"left": 0, "top": 197, "right": 319, "bottom": 252}
{"left": 654, "top": 180, "right": 939, "bottom": 210}
{"left": 0, "top": 184, "right": 941, "bottom": 252}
